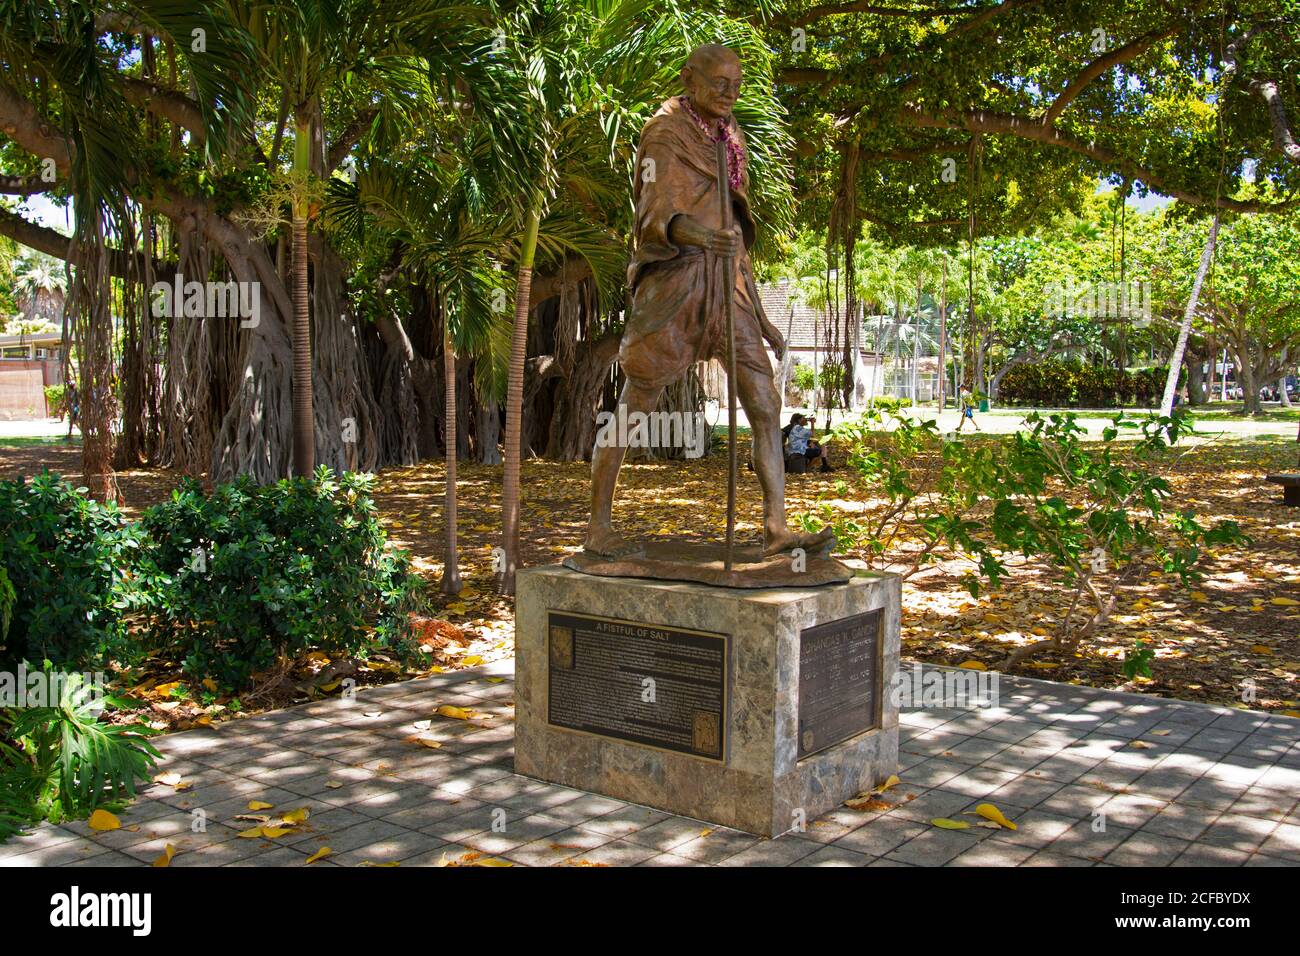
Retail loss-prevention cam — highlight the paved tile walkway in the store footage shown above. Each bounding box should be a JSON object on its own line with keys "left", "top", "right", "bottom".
{"left": 3, "top": 662, "right": 1298, "bottom": 867}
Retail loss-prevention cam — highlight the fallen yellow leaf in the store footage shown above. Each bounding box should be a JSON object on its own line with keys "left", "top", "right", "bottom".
{"left": 88, "top": 810, "right": 120, "bottom": 832}
{"left": 305, "top": 847, "right": 333, "bottom": 865}
{"left": 248, "top": 801, "right": 274, "bottom": 811}
{"left": 973, "top": 803, "right": 1017, "bottom": 830}
{"left": 931, "top": 818, "right": 970, "bottom": 829}
{"left": 151, "top": 844, "right": 177, "bottom": 867}
{"left": 435, "top": 705, "right": 487, "bottom": 720}
{"left": 875, "top": 774, "right": 901, "bottom": 793}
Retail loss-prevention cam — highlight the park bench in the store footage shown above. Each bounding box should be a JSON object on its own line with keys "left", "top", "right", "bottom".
{"left": 1266, "top": 473, "right": 1300, "bottom": 505}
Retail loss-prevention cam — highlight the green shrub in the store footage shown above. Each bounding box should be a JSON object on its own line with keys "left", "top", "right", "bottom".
{"left": 43, "top": 384, "right": 67, "bottom": 418}
{"left": 139, "top": 467, "right": 426, "bottom": 690}
{"left": 799, "top": 409, "right": 1244, "bottom": 669}
{"left": 870, "top": 395, "right": 914, "bottom": 413}
{"left": 1132, "top": 366, "right": 1170, "bottom": 406}
{"left": 0, "top": 473, "right": 146, "bottom": 670}
{"left": 998, "top": 360, "right": 1172, "bottom": 407}
{"left": 791, "top": 363, "right": 817, "bottom": 394}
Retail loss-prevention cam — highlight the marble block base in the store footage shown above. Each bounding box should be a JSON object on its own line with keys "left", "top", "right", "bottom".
{"left": 514, "top": 566, "right": 900, "bottom": 837}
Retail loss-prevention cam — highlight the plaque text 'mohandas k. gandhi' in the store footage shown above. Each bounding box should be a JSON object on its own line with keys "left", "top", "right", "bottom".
{"left": 546, "top": 611, "right": 728, "bottom": 761}
{"left": 797, "top": 609, "right": 881, "bottom": 759}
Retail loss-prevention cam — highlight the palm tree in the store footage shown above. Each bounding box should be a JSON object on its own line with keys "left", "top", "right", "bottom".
{"left": 332, "top": 156, "right": 514, "bottom": 592}
{"left": 11, "top": 261, "right": 67, "bottom": 333}
{"left": 238, "top": 0, "right": 407, "bottom": 476}
{"left": 232, "top": 0, "right": 536, "bottom": 477}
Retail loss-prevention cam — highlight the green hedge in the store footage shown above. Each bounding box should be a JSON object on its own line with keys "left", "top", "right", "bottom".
{"left": 140, "top": 469, "right": 424, "bottom": 689}
{"left": 0, "top": 469, "right": 426, "bottom": 690}
{"left": 999, "top": 360, "right": 1171, "bottom": 407}
{"left": 0, "top": 473, "right": 146, "bottom": 669}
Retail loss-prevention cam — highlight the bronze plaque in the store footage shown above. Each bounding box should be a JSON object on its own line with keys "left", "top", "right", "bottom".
{"left": 546, "top": 611, "right": 728, "bottom": 761}
{"left": 797, "top": 609, "right": 881, "bottom": 759}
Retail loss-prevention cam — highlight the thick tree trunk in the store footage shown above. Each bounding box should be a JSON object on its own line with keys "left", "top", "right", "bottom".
{"left": 115, "top": 213, "right": 163, "bottom": 469}
{"left": 1239, "top": 350, "right": 1260, "bottom": 415}
{"left": 476, "top": 403, "right": 502, "bottom": 465}
{"left": 372, "top": 309, "right": 422, "bottom": 467}
{"left": 70, "top": 211, "right": 120, "bottom": 504}
{"left": 308, "top": 241, "right": 381, "bottom": 474}
{"left": 211, "top": 286, "right": 297, "bottom": 482}
{"left": 1186, "top": 346, "right": 1207, "bottom": 405}
{"left": 544, "top": 331, "right": 621, "bottom": 461}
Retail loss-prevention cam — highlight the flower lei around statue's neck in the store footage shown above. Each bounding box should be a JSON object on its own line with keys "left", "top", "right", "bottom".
{"left": 679, "top": 95, "right": 743, "bottom": 190}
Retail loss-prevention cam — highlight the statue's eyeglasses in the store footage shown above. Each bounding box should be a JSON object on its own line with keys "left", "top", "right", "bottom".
{"left": 709, "top": 78, "right": 742, "bottom": 96}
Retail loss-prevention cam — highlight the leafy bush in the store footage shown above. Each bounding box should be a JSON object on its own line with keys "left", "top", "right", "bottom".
{"left": 790, "top": 362, "right": 854, "bottom": 408}
{"left": 139, "top": 467, "right": 426, "bottom": 690}
{"left": 791, "top": 362, "right": 817, "bottom": 394}
{"left": 43, "top": 384, "right": 67, "bottom": 418}
{"left": 0, "top": 473, "right": 146, "bottom": 670}
{"left": 870, "top": 395, "right": 914, "bottom": 413}
{"left": 998, "top": 360, "right": 1173, "bottom": 408}
{"left": 1131, "top": 366, "right": 1170, "bottom": 406}
{"left": 800, "top": 409, "right": 1244, "bottom": 669}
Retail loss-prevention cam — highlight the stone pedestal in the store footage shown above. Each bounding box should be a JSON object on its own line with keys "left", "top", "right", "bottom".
{"left": 514, "top": 565, "right": 900, "bottom": 837}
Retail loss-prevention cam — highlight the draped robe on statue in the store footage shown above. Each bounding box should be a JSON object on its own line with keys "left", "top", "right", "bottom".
{"left": 619, "top": 96, "right": 774, "bottom": 390}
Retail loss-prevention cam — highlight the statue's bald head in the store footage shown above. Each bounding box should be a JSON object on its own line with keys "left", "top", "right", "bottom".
{"left": 681, "top": 44, "right": 742, "bottom": 122}
{"left": 684, "top": 44, "right": 739, "bottom": 76}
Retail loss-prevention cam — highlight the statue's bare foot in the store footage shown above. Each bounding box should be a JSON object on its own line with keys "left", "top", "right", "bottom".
{"left": 762, "top": 525, "right": 836, "bottom": 558}
{"left": 584, "top": 526, "right": 645, "bottom": 559}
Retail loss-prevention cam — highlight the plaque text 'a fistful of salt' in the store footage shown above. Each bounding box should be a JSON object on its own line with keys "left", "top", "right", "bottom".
{"left": 546, "top": 611, "right": 728, "bottom": 761}
{"left": 797, "top": 609, "right": 881, "bottom": 759}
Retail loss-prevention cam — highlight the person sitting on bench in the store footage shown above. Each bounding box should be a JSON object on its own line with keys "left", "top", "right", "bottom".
{"left": 785, "top": 413, "right": 832, "bottom": 472}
